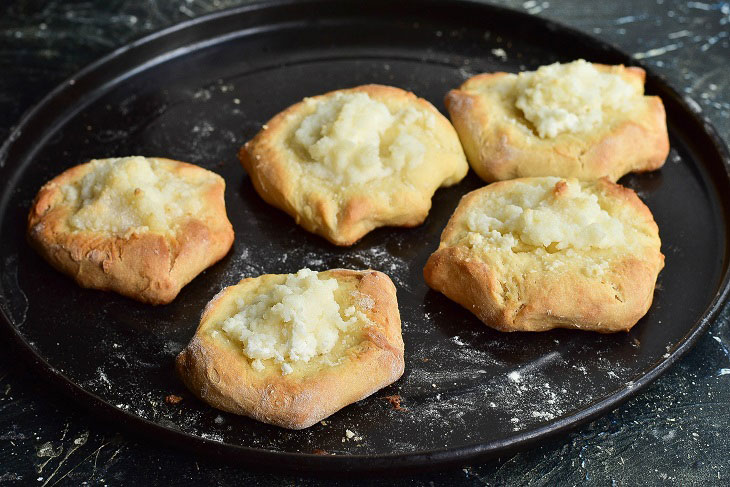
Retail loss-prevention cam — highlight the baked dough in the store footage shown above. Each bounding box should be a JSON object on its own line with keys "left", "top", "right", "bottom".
{"left": 27, "top": 156, "right": 234, "bottom": 305}
{"left": 239, "top": 84, "right": 468, "bottom": 246}
{"left": 423, "top": 177, "right": 664, "bottom": 333}
{"left": 176, "top": 268, "right": 404, "bottom": 429}
{"left": 445, "top": 60, "right": 669, "bottom": 182}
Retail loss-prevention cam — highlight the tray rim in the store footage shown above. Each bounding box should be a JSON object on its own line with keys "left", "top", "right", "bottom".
{"left": 1, "top": 0, "right": 730, "bottom": 474}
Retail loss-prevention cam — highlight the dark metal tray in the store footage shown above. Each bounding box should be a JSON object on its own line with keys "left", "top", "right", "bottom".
{"left": 1, "top": 0, "right": 729, "bottom": 474}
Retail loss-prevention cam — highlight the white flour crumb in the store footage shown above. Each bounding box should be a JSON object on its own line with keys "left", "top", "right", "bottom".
{"left": 491, "top": 48, "right": 507, "bottom": 59}
{"left": 96, "top": 368, "right": 111, "bottom": 387}
{"left": 531, "top": 411, "right": 556, "bottom": 420}
{"left": 574, "top": 365, "right": 588, "bottom": 375}
{"left": 192, "top": 121, "right": 214, "bottom": 137}
{"left": 199, "top": 432, "right": 224, "bottom": 442}
{"left": 306, "top": 256, "right": 324, "bottom": 267}
{"left": 192, "top": 88, "right": 211, "bottom": 101}
{"left": 344, "top": 429, "right": 362, "bottom": 442}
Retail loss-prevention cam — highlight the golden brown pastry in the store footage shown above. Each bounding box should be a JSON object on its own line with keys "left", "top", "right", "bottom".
{"left": 239, "top": 84, "right": 468, "bottom": 246}
{"left": 27, "top": 156, "right": 234, "bottom": 305}
{"left": 176, "top": 268, "right": 405, "bottom": 429}
{"left": 424, "top": 177, "right": 664, "bottom": 333}
{"left": 446, "top": 60, "right": 669, "bottom": 182}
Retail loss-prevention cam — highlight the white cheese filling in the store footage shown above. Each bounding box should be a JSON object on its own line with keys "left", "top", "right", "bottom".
{"left": 465, "top": 178, "right": 625, "bottom": 253}
{"left": 61, "top": 156, "right": 208, "bottom": 236}
{"left": 514, "top": 59, "right": 641, "bottom": 138}
{"left": 221, "top": 269, "right": 364, "bottom": 375}
{"left": 293, "top": 92, "right": 434, "bottom": 184}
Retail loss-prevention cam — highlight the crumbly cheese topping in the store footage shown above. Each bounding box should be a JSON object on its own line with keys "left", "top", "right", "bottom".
{"left": 61, "top": 156, "right": 213, "bottom": 236}
{"left": 292, "top": 92, "right": 436, "bottom": 184}
{"left": 465, "top": 178, "right": 625, "bottom": 253}
{"left": 514, "top": 60, "right": 641, "bottom": 138}
{"left": 220, "top": 269, "right": 367, "bottom": 375}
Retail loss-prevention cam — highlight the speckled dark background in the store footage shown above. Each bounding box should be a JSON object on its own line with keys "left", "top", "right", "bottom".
{"left": 1, "top": 0, "right": 729, "bottom": 485}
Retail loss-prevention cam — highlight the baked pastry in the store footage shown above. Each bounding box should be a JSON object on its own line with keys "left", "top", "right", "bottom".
{"left": 176, "top": 268, "right": 404, "bottom": 429}
{"left": 27, "top": 156, "right": 234, "bottom": 305}
{"left": 239, "top": 84, "right": 469, "bottom": 246}
{"left": 423, "top": 177, "right": 664, "bottom": 333}
{"left": 445, "top": 59, "right": 669, "bottom": 182}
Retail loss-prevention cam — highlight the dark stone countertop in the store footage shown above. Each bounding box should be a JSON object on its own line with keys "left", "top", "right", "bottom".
{"left": 1, "top": 0, "right": 729, "bottom": 485}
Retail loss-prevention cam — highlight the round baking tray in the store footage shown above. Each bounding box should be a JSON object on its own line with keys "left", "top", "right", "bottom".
{"left": 1, "top": 0, "right": 729, "bottom": 474}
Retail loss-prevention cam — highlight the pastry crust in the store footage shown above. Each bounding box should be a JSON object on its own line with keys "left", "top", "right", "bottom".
{"left": 423, "top": 177, "right": 664, "bottom": 333}
{"left": 445, "top": 63, "right": 669, "bottom": 182}
{"left": 176, "top": 269, "right": 405, "bottom": 429}
{"left": 27, "top": 157, "right": 234, "bottom": 305}
{"left": 239, "top": 84, "right": 468, "bottom": 246}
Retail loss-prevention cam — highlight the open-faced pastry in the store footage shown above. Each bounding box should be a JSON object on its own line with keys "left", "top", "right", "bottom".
{"left": 176, "top": 268, "right": 404, "bottom": 429}
{"left": 239, "top": 84, "right": 469, "bottom": 245}
{"left": 446, "top": 60, "right": 669, "bottom": 182}
{"left": 424, "top": 177, "right": 664, "bottom": 332}
{"left": 27, "top": 156, "right": 234, "bottom": 304}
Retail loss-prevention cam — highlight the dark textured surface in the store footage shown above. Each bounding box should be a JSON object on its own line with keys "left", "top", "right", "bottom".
{"left": 1, "top": 0, "right": 729, "bottom": 485}
{"left": 4, "top": 0, "right": 730, "bottom": 469}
